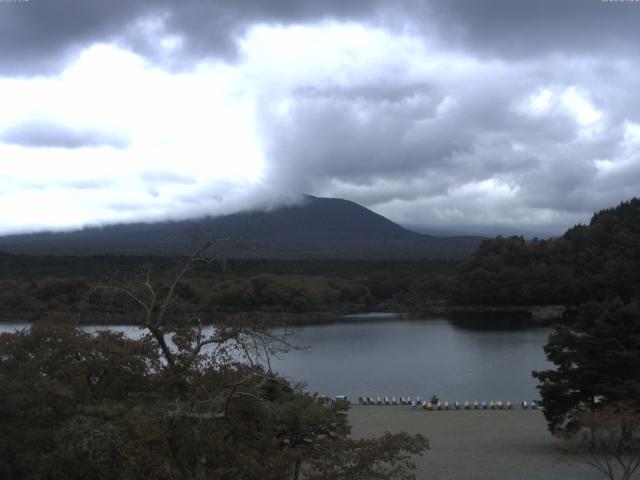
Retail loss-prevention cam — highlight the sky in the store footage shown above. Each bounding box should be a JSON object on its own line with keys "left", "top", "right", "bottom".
{"left": 1, "top": 0, "right": 639, "bottom": 237}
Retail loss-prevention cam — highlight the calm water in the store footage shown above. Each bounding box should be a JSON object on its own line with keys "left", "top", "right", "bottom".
{"left": 0, "top": 315, "right": 551, "bottom": 402}
{"left": 269, "top": 315, "right": 552, "bottom": 402}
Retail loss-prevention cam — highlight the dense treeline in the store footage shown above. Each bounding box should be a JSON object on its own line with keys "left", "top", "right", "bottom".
{"left": 451, "top": 198, "right": 640, "bottom": 305}
{"left": 0, "top": 256, "right": 457, "bottom": 322}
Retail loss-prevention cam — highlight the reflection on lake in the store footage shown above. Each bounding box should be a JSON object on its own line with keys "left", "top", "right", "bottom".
{"left": 0, "top": 315, "right": 551, "bottom": 402}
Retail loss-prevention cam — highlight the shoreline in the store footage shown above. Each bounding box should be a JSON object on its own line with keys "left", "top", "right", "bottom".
{"left": 0, "top": 304, "right": 565, "bottom": 327}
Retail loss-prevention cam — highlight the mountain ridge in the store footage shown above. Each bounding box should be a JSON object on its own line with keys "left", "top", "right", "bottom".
{"left": 0, "top": 196, "right": 483, "bottom": 258}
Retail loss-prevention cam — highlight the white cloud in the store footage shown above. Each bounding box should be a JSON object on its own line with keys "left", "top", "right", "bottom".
{"left": 0, "top": 44, "right": 268, "bottom": 234}
{"left": 1, "top": 12, "right": 640, "bottom": 237}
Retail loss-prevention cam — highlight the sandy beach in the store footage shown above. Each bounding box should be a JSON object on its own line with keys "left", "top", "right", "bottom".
{"left": 348, "top": 406, "right": 603, "bottom": 480}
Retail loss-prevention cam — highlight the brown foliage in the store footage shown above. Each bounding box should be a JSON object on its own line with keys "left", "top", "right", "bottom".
{"left": 0, "top": 243, "right": 429, "bottom": 479}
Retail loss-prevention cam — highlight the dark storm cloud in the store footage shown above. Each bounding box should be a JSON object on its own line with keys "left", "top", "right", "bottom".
{"left": 423, "top": 0, "right": 640, "bottom": 59}
{"left": 0, "top": 0, "right": 383, "bottom": 74}
{"left": 261, "top": 66, "right": 542, "bottom": 192}
{"left": 3, "top": 0, "right": 640, "bottom": 235}
{"left": 3, "top": 0, "right": 639, "bottom": 75}
{"left": 258, "top": 46, "right": 640, "bottom": 232}
{"left": 0, "top": 121, "right": 129, "bottom": 149}
{"left": 0, "top": 0, "right": 153, "bottom": 74}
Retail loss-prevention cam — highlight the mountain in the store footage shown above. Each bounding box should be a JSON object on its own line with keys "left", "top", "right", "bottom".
{"left": 0, "top": 196, "right": 483, "bottom": 258}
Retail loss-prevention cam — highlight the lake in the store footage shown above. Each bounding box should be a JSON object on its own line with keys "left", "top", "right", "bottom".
{"left": 0, "top": 314, "right": 551, "bottom": 403}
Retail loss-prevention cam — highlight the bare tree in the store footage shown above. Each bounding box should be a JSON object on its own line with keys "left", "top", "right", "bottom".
{"left": 95, "top": 241, "right": 428, "bottom": 479}
{"left": 101, "top": 240, "right": 298, "bottom": 418}
{"left": 579, "top": 408, "right": 640, "bottom": 480}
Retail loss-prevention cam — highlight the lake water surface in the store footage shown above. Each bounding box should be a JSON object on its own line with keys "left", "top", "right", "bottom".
{"left": 1, "top": 315, "right": 551, "bottom": 402}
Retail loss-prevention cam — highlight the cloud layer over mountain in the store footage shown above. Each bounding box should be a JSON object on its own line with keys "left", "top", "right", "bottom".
{"left": 1, "top": 0, "right": 639, "bottom": 236}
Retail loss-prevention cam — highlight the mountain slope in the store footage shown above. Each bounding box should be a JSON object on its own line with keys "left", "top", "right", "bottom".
{"left": 0, "top": 196, "right": 482, "bottom": 258}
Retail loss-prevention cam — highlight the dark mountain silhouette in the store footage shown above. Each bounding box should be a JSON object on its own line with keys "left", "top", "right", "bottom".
{"left": 0, "top": 196, "right": 483, "bottom": 258}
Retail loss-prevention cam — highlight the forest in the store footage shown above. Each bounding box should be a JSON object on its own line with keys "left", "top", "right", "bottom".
{"left": 2, "top": 199, "right": 640, "bottom": 323}
{"left": 0, "top": 255, "right": 457, "bottom": 323}
{"left": 2, "top": 199, "right": 640, "bottom": 479}
{"left": 450, "top": 198, "right": 640, "bottom": 306}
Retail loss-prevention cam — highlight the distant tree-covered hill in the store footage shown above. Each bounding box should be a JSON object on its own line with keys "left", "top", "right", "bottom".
{"left": 0, "top": 196, "right": 482, "bottom": 259}
{"left": 450, "top": 198, "right": 640, "bottom": 305}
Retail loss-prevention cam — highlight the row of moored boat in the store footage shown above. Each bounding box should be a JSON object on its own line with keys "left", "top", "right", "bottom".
{"left": 357, "top": 396, "right": 541, "bottom": 410}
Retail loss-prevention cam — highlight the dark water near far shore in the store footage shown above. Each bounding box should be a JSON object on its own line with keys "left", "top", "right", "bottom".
{"left": 0, "top": 314, "right": 551, "bottom": 402}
